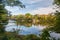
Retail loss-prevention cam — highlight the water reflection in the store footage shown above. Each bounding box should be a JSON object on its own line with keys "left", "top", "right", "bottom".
{"left": 5, "top": 20, "right": 45, "bottom": 35}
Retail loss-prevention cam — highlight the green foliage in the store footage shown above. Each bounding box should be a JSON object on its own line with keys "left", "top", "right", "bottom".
{"left": 0, "top": 0, "right": 25, "bottom": 40}
{"left": 54, "top": 0, "right": 60, "bottom": 6}
{"left": 48, "top": 0, "right": 60, "bottom": 33}
{"left": 0, "top": 4, "right": 8, "bottom": 33}
{"left": 25, "top": 34, "right": 40, "bottom": 40}
{"left": 0, "top": 0, "right": 25, "bottom": 8}
{"left": 40, "top": 29, "right": 50, "bottom": 40}
{"left": 51, "top": 12, "right": 60, "bottom": 33}
{"left": 14, "top": 13, "right": 55, "bottom": 27}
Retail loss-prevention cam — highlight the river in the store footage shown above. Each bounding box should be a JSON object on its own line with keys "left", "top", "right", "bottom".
{"left": 5, "top": 20, "right": 45, "bottom": 35}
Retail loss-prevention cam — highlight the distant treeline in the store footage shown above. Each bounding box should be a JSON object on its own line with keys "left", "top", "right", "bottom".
{"left": 11, "top": 13, "right": 56, "bottom": 26}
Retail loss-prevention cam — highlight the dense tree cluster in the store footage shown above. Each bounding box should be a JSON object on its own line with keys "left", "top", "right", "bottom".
{"left": 11, "top": 13, "right": 56, "bottom": 27}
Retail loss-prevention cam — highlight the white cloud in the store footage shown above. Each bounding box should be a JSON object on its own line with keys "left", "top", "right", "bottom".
{"left": 29, "top": 0, "right": 42, "bottom": 3}
{"left": 30, "top": 6, "right": 56, "bottom": 15}
{"left": 23, "top": 0, "right": 42, "bottom": 4}
{"left": 5, "top": 6, "right": 20, "bottom": 12}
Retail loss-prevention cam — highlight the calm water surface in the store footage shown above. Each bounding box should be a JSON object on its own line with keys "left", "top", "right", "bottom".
{"left": 5, "top": 20, "right": 45, "bottom": 35}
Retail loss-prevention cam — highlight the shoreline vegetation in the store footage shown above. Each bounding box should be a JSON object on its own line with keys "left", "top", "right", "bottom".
{"left": 11, "top": 13, "right": 56, "bottom": 27}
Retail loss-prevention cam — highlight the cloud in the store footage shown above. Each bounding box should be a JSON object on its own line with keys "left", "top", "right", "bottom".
{"left": 22, "top": 0, "right": 42, "bottom": 4}
{"left": 28, "top": 0, "right": 42, "bottom": 3}
{"left": 29, "top": 6, "right": 56, "bottom": 15}
{"left": 5, "top": 6, "right": 20, "bottom": 12}
{"left": 5, "top": 0, "right": 54, "bottom": 15}
{"left": 5, "top": 6, "right": 56, "bottom": 15}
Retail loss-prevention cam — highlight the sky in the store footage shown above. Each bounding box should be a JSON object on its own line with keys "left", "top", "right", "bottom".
{"left": 5, "top": 0, "right": 56, "bottom": 15}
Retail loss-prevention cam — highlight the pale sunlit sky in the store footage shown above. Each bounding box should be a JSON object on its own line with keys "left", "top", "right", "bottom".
{"left": 5, "top": 0, "right": 56, "bottom": 15}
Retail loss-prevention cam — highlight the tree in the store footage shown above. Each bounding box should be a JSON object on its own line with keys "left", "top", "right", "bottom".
{"left": 52, "top": 11, "right": 60, "bottom": 33}
{"left": 0, "top": 0, "right": 25, "bottom": 31}
{"left": 25, "top": 13, "right": 32, "bottom": 23}
{"left": 54, "top": 0, "right": 60, "bottom": 7}
{"left": 52, "top": 0, "right": 60, "bottom": 33}
{"left": 40, "top": 29, "right": 50, "bottom": 40}
{"left": 48, "top": 0, "right": 60, "bottom": 33}
{"left": 0, "top": 0, "right": 25, "bottom": 39}
{"left": 0, "top": 4, "right": 8, "bottom": 33}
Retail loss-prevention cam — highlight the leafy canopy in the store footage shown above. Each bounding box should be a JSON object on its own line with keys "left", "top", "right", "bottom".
{"left": 0, "top": 0, "right": 25, "bottom": 8}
